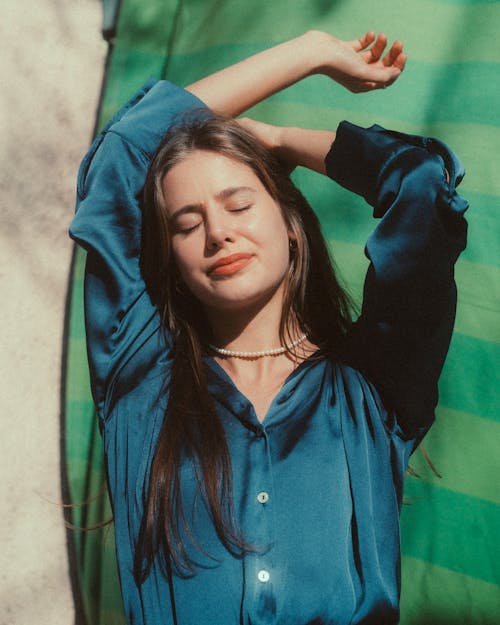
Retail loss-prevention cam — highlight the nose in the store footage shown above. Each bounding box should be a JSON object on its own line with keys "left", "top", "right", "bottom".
{"left": 204, "top": 211, "right": 234, "bottom": 251}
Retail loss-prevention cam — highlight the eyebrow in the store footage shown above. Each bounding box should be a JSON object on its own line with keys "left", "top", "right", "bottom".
{"left": 169, "top": 186, "right": 256, "bottom": 221}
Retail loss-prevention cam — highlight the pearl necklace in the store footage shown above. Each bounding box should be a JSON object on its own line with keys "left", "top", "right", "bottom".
{"left": 208, "top": 334, "right": 308, "bottom": 358}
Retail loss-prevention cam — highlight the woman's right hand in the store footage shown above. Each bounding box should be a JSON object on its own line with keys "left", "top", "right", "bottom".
{"left": 307, "top": 30, "right": 406, "bottom": 93}
{"left": 237, "top": 118, "right": 336, "bottom": 176}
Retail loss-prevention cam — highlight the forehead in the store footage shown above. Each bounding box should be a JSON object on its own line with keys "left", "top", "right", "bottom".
{"left": 161, "top": 150, "right": 267, "bottom": 212}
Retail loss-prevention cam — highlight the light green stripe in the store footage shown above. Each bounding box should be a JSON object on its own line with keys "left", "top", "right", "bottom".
{"left": 73, "top": 245, "right": 86, "bottom": 275}
{"left": 457, "top": 191, "right": 500, "bottom": 267}
{"left": 400, "top": 556, "right": 500, "bottom": 624}
{"left": 413, "top": 405, "right": 500, "bottom": 504}
{"left": 66, "top": 354, "right": 92, "bottom": 402}
{"left": 158, "top": 2, "right": 500, "bottom": 65}
{"left": 401, "top": 480, "right": 500, "bottom": 583}
{"left": 434, "top": 0, "right": 500, "bottom": 4}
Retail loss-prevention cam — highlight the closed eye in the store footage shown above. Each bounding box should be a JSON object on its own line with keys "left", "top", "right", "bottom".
{"left": 177, "top": 222, "right": 201, "bottom": 235}
{"left": 229, "top": 204, "right": 252, "bottom": 213}
{"left": 179, "top": 224, "right": 200, "bottom": 234}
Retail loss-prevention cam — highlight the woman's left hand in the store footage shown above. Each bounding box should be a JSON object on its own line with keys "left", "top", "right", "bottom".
{"left": 187, "top": 30, "right": 406, "bottom": 118}
{"left": 310, "top": 30, "right": 406, "bottom": 93}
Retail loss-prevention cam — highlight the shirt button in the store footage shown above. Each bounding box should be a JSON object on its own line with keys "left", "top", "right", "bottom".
{"left": 257, "top": 491, "right": 269, "bottom": 504}
{"left": 257, "top": 569, "right": 270, "bottom": 583}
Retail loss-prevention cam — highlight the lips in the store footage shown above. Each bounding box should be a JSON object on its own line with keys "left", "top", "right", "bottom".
{"left": 208, "top": 253, "right": 253, "bottom": 277}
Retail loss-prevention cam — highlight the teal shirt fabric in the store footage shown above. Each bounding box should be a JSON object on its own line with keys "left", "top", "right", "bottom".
{"left": 69, "top": 80, "right": 468, "bottom": 625}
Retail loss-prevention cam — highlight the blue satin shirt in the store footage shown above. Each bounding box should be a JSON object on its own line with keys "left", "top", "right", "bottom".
{"left": 70, "top": 80, "right": 468, "bottom": 625}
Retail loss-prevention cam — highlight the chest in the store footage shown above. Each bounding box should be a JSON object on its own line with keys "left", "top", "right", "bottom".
{"left": 214, "top": 356, "right": 305, "bottom": 424}
{"left": 108, "top": 360, "right": 409, "bottom": 625}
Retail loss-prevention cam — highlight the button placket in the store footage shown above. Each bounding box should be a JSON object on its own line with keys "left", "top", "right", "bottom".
{"left": 242, "top": 427, "right": 277, "bottom": 621}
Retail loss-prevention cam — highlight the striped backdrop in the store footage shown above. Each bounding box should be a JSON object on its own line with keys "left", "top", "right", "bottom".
{"left": 64, "top": 1, "right": 500, "bottom": 623}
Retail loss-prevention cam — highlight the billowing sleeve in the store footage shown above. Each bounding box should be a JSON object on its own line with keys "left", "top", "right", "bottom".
{"left": 69, "top": 80, "right": 207, "bottom": 418}
{"left": 325, "top": 121, "right": 468, "bottom": 441}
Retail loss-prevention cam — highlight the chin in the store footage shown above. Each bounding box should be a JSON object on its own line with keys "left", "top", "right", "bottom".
{"left": 205, "top": 282, "right": 286, "bottom": 315}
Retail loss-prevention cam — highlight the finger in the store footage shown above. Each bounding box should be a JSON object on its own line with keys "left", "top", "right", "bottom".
{"left": 394, "top": 51, "right": 407, "bottom": 72}
{"left": 352, "top": 30, "right": 376, "bottom": 52}
{"left": 361, "top": 64, "right": 404, "bottom": 90}
{"left": 382, "top": 40, "right": 403, "bottom": 67}
{"left": 381, "top": 66, "right": 404, "bottom": 88}
{"left": 362, "top": 32, "right": 388, "bottom": 63}
{"left": 359, "top": 81, "right": 378, "bottom": 92}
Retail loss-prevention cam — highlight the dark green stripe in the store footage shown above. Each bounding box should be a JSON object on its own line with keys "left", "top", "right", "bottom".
{"left": 114, "top": 0, "right": 175, "bottom": 54}
{"left": 439, "top": 332, "right": 500, "bottom": 421}
{"left": 401, "top": 480, "right": 500, "bottom": 584}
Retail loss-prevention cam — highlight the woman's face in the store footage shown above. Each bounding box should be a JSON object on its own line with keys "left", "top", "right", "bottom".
{"left": 162, "top": 150, "right": 292, "bottom": 313}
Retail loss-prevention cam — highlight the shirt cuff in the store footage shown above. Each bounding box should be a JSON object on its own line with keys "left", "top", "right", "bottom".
{"left": 325, "top": 121, "right": 414, "bottom": 208}
{"left": 324, "top": 121, "right": 466, "bottom": 211}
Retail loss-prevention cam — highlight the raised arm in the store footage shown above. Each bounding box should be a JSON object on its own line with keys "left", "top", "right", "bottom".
{"left": 186, "top": 30, "right": 406, "bottom": 116}
{"left": 327, "top": 123, "right": 468, "bottom": 441}
{"left": 69, "top": 30, "right": 405, "bottom": 419}
{"left": 239, "top": 117, "right": 468, "bottom": 441}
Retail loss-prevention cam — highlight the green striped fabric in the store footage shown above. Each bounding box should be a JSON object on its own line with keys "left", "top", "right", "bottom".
{"left": 64, "top": 1, "right": 500, "bottom": 622}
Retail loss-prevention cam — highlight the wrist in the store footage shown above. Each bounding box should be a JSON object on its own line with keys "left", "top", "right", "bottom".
{"left": 273, "top": 125, "right": 290, "bottom": 152}
{"left": 300, "top": 30, "right": 339, "bottom": 76}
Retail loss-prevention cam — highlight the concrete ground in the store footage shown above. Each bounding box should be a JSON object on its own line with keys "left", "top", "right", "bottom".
{"left": 0, "top": 2, "right": 106, "bottom": 623}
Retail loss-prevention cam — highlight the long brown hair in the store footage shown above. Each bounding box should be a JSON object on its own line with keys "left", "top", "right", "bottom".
{"left": 136, "top": 113, "right": 354, "bottom": 583}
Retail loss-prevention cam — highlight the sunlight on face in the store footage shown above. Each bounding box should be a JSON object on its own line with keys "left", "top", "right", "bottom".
{"left": 162, "top": 150, "right": 293, "bottom": 313}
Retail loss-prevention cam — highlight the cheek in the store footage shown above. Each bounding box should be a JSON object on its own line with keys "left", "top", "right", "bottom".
{"left": 171, "top": 239, "right": 201, "bottom": 284}
{"left": 259, "top": 215, "right": 291, "bottom": 265}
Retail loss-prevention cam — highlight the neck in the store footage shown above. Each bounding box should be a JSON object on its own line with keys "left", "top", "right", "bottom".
{"left": 206, "top": 292, "right": 289, "bottom": 355}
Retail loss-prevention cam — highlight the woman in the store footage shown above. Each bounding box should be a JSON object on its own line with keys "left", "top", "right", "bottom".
{"left": 70, "top": 30, "right": 468, "bottom": 625}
